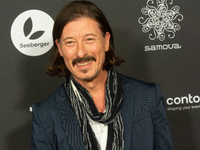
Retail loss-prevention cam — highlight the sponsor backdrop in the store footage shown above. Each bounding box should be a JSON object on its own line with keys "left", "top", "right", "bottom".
{"left": 0, "top": 0, "right": 199, "bottom": 149}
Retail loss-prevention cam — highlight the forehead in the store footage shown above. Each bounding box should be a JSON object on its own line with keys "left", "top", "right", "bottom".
{"left": 61, "top": 17, "right": 102, "bottom": 36}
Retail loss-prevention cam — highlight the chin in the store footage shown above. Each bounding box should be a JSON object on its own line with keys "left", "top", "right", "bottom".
{"left": 77, "top": 74, "right": 98, "bottom": 82}
{"left": 73, "top": 71, "right": 99, "bottom": 82}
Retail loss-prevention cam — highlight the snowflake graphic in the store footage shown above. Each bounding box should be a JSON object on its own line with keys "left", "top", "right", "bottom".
{"left": 138, "top": 0, "right": 183, "bottom": 41}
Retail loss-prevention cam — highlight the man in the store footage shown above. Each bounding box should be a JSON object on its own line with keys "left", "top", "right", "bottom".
{"left": 31, "top": 1, "right": 173, "bottom": 150}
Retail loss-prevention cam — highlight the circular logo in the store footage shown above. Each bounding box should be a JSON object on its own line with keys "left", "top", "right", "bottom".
{"left": 11, "top": 10, "right": 54, "bottom": 56}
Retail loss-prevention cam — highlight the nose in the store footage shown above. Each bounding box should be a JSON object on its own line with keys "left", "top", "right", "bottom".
{"left": 76, "top": 42, "right": 88, "bottom": 58}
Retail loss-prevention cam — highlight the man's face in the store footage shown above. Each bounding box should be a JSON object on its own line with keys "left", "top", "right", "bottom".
{"left": 56, "top": 17, "right": 110, "bottom": 82}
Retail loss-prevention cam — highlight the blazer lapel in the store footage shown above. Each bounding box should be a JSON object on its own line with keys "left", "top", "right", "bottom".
{"left": 121, "top": 78, "right": 134, "bottom": 150}
{"left": 120, "top": 75, "right": 152, "bottom": 150}
{"left": 55, "top": 89, "right": 85, "bottom": 150}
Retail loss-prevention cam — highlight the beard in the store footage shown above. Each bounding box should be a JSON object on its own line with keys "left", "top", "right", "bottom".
{"left": 72, "top": 68, "right": 100, "bottom": 82}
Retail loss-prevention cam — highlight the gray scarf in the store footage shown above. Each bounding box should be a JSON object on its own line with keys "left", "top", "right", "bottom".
{"left": 65, "top": 68, "right": 124, "bottom": 150}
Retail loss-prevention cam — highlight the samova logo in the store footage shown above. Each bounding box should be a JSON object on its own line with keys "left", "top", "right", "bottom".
{"left": 11, "top": 10, "right": 54, "bottom": 56}
{"left": 138, "top": 0, "right": 183, "bottom": 41}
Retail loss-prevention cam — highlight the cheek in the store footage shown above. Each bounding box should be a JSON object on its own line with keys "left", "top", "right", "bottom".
{"left": 90, "top": 43, "right": 105, "bottom": 56}
{"left": 61, "top": 47, "right": 75, "bottom": 59}
{"left": 95, "top": 48, "right": 106, "bottom": 65}
{"left": 62, "top": 51, "right": 74, "bottom": 65}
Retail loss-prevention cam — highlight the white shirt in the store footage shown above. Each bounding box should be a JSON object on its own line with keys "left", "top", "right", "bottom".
{"left": 87, "top": 114, "right": 108, "bottom": 150}
{"left": 71, "top": 80, "right": 108, "bottom": 150}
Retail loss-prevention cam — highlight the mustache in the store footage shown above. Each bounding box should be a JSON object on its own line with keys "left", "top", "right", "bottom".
{"left": 72, "top": 56, "right": 96, "bottom": 66}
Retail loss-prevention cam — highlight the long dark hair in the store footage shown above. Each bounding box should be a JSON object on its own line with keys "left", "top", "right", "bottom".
{"left": 46, "top": 1, "right": 124, "bottom": 77}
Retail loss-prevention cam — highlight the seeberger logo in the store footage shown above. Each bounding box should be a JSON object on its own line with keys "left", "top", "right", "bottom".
{"left": 11, "top": 10, "right": 54, "bottom": 56}
{"left": 138, "top": 0, "right": 184, "bottom": 41}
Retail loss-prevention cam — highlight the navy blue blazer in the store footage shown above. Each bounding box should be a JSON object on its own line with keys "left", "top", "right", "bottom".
{"left": 31, "top": 74, "right": 173, "bottom": 150}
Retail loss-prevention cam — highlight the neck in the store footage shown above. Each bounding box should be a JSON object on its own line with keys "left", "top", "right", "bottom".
{"left": 74, "top": 70, "right": 108, "bottom": 112}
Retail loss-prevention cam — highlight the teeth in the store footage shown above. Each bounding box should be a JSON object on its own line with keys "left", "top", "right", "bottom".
{"left": 76, "top": 60, "right": 92, "bottom": 66}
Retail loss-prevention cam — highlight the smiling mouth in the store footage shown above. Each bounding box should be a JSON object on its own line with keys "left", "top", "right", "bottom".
{"left": 72, "top": 56, "right": 96, "bottom": 66}
{"left": 76, "top": 60, "right": 92, "bottom": 66}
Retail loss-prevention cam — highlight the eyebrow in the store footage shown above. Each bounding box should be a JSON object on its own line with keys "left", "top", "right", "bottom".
{"left": 84, "top": 33, "right": 97, "bottom": 37}
{"left": 62, "top": 37, "right": 74, "bottom": 42}
{"left": 62, "top": 33, "right": 98, "bottom": 42}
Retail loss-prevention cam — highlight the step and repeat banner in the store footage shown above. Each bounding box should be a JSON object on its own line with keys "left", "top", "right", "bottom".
{"left": 0, "top": 0, "right": 199, "bottom": 149}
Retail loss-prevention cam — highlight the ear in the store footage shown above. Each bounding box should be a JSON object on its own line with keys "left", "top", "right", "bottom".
{"left": 105, "top": 32, "right": 110, "bottom": 52}
{"left": 55, "top": 39, "right": 63, "bottom": 57}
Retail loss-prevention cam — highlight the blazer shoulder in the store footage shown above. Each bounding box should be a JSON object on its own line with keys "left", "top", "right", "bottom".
{"left": 33, "top": 84, "right": 67, "bottom": 111}
{"left": 120, "top": 73, "right": 157, "bottom": 90}
{"left": 120, "top": 73, "right": 162, "bottom": 111}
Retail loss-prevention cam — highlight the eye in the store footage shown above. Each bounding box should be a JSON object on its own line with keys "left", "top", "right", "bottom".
{"left": 66, "top": 41, "right": 74, "bottom": 44}
{"left": 64, "top": 40, "right": 76, "bottom": 46}
{"left": 87, "top": 38, "right": 94, "bottom": 41}
{"left": 85, "top": 38, "right": 95, "bottom": 43}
